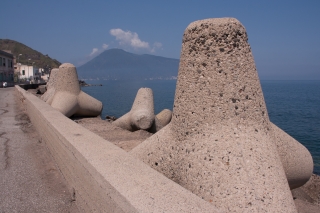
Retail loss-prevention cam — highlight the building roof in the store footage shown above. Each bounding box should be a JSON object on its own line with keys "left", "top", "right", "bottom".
{"left": 0, "top": 50, "right": 14, "bottom": 58}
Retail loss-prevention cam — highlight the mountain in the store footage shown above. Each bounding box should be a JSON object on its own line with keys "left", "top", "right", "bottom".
{"left": 0, "top": 39, "right": 61, "bottom": 71}
{"left": 77, "top": 49, "right": 179, "bottom": 80}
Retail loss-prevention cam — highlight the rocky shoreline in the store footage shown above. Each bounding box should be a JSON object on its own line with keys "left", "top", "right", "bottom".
{"left": 79, "top": 80, "right": 102, "bottom": 87}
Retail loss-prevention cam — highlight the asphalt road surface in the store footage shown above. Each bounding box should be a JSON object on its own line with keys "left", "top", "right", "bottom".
{"left": 0, "top": 87, "right": 79, "bottom": 213}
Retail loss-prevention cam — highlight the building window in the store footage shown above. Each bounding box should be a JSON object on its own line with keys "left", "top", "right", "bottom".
{"left": 22, "top": 70, "right": 25, "bottom": 75}
{"left": 0, "top": 58, "right": 2, "bottom": 66}
{"left": 8, "top": 59, "right": 13, "bottom": 68}
{"left": 3, "top": 58, "right": 6, "bottom": 67}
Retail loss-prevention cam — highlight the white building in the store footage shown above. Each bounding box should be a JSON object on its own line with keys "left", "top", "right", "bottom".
{"left": 15, "top": 63, "right": 49, "bottom": 82}
{"left": 18, "top": 64, "right": 35, "bottom": 80}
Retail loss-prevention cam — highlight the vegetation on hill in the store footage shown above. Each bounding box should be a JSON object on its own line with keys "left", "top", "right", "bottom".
{"left": 0, "top": 39, "right": 61, "bottom": 72}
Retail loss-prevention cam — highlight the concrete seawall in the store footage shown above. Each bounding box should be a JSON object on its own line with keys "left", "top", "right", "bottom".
{"left": 15, "top": 85, "right": 221, "bottom": 213}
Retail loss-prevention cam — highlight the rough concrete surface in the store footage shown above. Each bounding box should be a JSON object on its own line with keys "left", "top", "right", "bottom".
{"left": 82, "top": 116, "right": 318, "bottom": 212}
{"left": 272, "top": 123, "right": 314, "bottom": 189}
{"left": 292, "top": 174, "right": 320, "bottom": 213}
{"left": 41, "top": 68, "right": 58, "bottom": 103}
{"left": 10, "top": 85, "right": 320, "bottom": 213}
{"left": 17, "top": 85, "right": 222, "bottom": 213}
{"left": 113, "top": 88, "right": 155, "bottom": 131}
{"left": 149, "top": 109, "right": 172, "bottom": 133}
{"left": 155, "top": 109, "right": 172, "bottom": 127}
{"left": 6, "top": 15, "right": 318, "bottom": 211}
{"left": 0, "top": 87, "right": 79, "bottom": 213}
{"left": 131, "top": 18, "right": 298, "bottom": 212}
{"left": 43, "top": 63, "right": 102, "bottom": 117}
{"left": 74, "top": 117, "right": 152, "bottom": 152}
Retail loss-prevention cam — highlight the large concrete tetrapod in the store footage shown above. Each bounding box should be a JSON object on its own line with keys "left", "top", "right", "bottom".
{"left": 131, "top": 18, "right": 299, "bottom": 212}
{"left": 48, "top": 63, "right": 102, "bottom": 117}
{"left": 41, "top": 68, "right": 59, "bottom": 103}
{"left": 113, "top": 88, "right": 155, "bottom": 131}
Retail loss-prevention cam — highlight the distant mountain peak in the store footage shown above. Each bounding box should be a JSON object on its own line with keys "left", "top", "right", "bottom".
{"left": 77, "top": 49, "right": 179, "bottom": 80}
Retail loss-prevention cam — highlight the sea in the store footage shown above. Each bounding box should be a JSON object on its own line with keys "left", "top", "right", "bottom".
{"left": 81, "top": 80, "right": 320, "bottom": 175}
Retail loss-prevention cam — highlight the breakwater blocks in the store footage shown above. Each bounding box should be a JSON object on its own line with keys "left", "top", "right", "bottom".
{"left": 156, "top": 109, "right": 172, "bottom": 127}
{"left": 149, "top": 109, "right": 172, "bottom": 133}
{"left": 131, "top": 18, "right": 312, "bottom": 212}
{"left": 42, "top": 63, "right": 102, "bottom": 117}
{"left": 16, "top": 85, "right": 222, "bottom": 213}
{"left": 271, "top": 123, "right": 313, "bottom": 189}
{"left": 41, "top": 68, "right": 58, "bottom": 102}
{"left": 113, "top": 88, "right": 155, "bottom": 131}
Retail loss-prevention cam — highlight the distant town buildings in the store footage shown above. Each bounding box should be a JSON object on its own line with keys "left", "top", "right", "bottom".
{"left": 0, "top": 50, "right": 14, "bottom": 85}
{"left": 17, "top": 64, "right": 42, "bottom": 80}
{"left": 0, "top": 49, "right": 51, "bottom": 85}
{"left": 15, "top": 61, "right": 51, "bottom": 83}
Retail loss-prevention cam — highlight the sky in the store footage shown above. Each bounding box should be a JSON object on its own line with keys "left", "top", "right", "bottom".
{"left": 1, "top": 0, "right": 319, "bottom": 80}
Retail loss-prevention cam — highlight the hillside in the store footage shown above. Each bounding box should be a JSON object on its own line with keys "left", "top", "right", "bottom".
{"left": 77, "top": 49, "right": 179, "bottom": 80}
{"left": 0, "top": 39, "right": 61, "bottom": 71}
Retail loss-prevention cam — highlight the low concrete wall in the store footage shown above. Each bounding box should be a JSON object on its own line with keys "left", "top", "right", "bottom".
{"left": 15, "top": 85, "right": 221, "bottom": 213}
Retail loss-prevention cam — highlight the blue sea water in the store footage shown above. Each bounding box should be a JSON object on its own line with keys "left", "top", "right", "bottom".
{"left": 262, "top": 80, "right": 320, "bottom": 175}
{"left": 82, "top": 80, "right": 320, "bottom": 175}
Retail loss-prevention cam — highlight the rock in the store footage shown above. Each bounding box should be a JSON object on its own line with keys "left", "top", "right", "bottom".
{"left": 105, "top": 115, "right": 117, "bottom": 122}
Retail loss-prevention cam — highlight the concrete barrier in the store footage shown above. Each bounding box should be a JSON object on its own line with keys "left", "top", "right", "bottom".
{"left": 15, "top": 85, "right": 222, "bottom": 213}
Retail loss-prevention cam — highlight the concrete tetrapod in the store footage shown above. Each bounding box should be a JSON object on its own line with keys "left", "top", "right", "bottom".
{"left": 113, "top": 88, "right": 155, "bottom": 131}
{"left": 156, "top": 109, "right": 172, "bottom": 127}
{"left": 46, "top": 63, "right": 102, "bottom": 117}
{"left": 41, "top": 68, "right": 59, "bottom": 103}
{"left": 149, "top": 109, "right": 172, "bottom": 133}
{"left": 131, "top": 18, "right": 301, "bottom": 212}
{"left": 271, "top": 123, "right": 313, "bottom": 189}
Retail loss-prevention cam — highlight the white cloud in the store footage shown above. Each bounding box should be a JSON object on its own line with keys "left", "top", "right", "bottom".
{"left": 110, "top": 28, "right": 149, "bottom": 49}
{"left": 102, "top": 43, "right": 109, "bottom": 49}
{"left": 153, "top": 42, "right": 162, "bottom": 48}
{"left": 88, "top": 43, "right": 109, "bottom": 58}
{"left": 89, "top": 48, "right": 99, "bottom": 56}
{"left": 151, "top": 42, "right": 163, "bottom": 52}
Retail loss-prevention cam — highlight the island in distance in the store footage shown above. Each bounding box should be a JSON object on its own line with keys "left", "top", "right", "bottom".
{"left": 77, "top": 48, "right": 179, "bottom": 80}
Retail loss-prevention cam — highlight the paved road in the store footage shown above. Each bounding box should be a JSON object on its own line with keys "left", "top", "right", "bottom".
{"left": 0, "top": 87, "right": 78, "bottom": 213}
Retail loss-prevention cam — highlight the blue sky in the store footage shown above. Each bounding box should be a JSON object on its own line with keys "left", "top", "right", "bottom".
{"left": 1, "top": 0, "right": 319, "bottom": 80}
